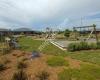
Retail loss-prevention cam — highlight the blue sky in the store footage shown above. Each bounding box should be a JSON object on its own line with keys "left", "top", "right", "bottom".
{"left": 0, "top": 0, "right": 100, "bottom": 30}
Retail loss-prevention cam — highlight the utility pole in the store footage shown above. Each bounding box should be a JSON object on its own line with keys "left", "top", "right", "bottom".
{"left": 81, "top": 17, "right": 83, "bottom": 26}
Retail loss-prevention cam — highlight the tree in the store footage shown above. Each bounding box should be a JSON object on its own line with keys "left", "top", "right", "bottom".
{"left": 64, "top": 29, "right": 71, "bottom": 38}
{"left": 0, "top": 33, "right": 5, "bottom": 42}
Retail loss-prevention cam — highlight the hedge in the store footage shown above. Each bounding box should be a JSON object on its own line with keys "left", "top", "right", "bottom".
{"left": 68, "top": 42, "right": 100, "bottom": 52}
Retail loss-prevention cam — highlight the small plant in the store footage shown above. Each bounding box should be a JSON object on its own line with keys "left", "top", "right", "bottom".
{"left": 22, "top": 51, "right": 26, "bottom": 55}
{"left": 0, "top": 63, "right": 6, "bottom": 71}
{"left": 17, "top": 61, "right": 27, "bottom": 69}
{"left": 22, "top": 57, "right": 28, "bottom": 62}
{"left": 2, "top": 48, "right": 10, "bottom": 55}
{"left": 12, "top": 70, "right": 28, "bottom": 80}
{"left": 35, "top": 71, "right": 49, "bottom": 80}
{"left": 3, "top": 58, "right": 11, "bottom": 64}
{"left": 12, "top": 54, "right": 17, "bottom": 56}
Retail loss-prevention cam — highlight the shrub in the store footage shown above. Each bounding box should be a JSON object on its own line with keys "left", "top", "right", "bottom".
{"left": 2, "top": 48, "right": 10, "bottom": 55}
{"left": 0, "top": 63, "right": 6, "bottom": 71}
{"left": 67, "top": 42, "right": 82, "bottom": 51}
{"left": 12, "top": 54, "right": 17, "bottom": 56}
{"left": 35, "top": 71, "right": 49, "bottom": 80}
{"left": 17, "top": 61, "right": 27, "bottom": 69}
{"left": 0, "top": 36, "right": 5, "bottom": 42}
{"left": 97, "top": 42, "right": 100, "bottom": 49}
{"left": 89, "top": 43, "right": 97, "bottom": 49}
{"left": 79, "top": 42, "right": 89, "bottom": 50}
{"left": 68, "top": 42, "right": 90, "bottom": 52}
{"left": 67, "top": 43, "right": 77, "bottom": 52}
{"left": 22, "top": 57, "right": 28, "bottom": 62}
{"left": 3, "top": 58, "right": 11, "bottom": 64}
{"left": 47, "top": 56, "right": 69, "bottom": 67}
{"left": 12, "top": 70, "right": 28, "bottom": 80}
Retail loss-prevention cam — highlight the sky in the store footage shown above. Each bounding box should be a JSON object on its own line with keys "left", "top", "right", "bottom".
{"left": 0, "top": 0, "right": 100, "bottom": 30}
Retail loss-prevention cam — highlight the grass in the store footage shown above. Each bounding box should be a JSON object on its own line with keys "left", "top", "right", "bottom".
{"left": 47, "top": 56, "right": 69, "bottom": 67}
{"left": 42, "top": 42, "right": 66, "bottom": 56}
{"left": 19, "top": 37, "right": 44, "bottom": 51}
{"left": 68, "top": 50, "right": 100, "bottom": 65}
{"left": 58, "top": 64, "right": 100, "bottom": 80}
{"left": 18, "top": 37, "right": 100, "bottom": 80}
{"left": 19, "top": 37, "right": 66, "bottom": 56}
{"left": 18, "top": 37, "right": 100, "bottom": 65}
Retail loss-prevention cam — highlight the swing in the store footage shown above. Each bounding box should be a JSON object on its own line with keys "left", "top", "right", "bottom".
{"left": 73, "top": 24, "right": 98, "bottom": 42}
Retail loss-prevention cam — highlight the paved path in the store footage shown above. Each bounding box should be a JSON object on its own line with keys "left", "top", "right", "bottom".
{"left": 50, "top": 41, "right": 66, "bottom": 51}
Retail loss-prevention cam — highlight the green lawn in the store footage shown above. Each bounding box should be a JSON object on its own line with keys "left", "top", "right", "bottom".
{"left": 19, "top": 37, "right": 44, "bottom": 51}
{"left": 19, "top": 37, "right": 100, "bottom": 65}
{"left": 47, "top": 56, "right": 69, "bottom": 67}
{"left": 18, "top": 37, "right": 100, "bottom": 80}
{"left": 19, "top": 37, "right": 66, "bottom": 56}
{"left": 68, "top": 50, "right": 100, "bottom": 65}
{"left": 58, "top": 64, "right": 100, "bottom": 80}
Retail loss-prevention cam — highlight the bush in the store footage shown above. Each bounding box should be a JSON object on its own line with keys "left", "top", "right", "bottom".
{"left": 80, "top": 42, "right": 90, "bottom": 50}
{"left": 89, "top": 43, "right": 97, "bottom": 49}
{"left": 0, "top": 63, "right": 6, "bottom": 71}
{"left": 67, "top": 42, "right": 82, "bottom": 52}
{"left": 47, "top": 56, "right": 69, "bottom": 67}
{"left": 68, "top": 42, "right": 90, "bottom": 52}
{"left": 3, "top": 58, "right": 11, "bottom": 64}
{"left": 97, "top": 42, "right": 100, "bottom": 49}
{"left": 35, "top": 71, "right": 49, "bottom": 80}
{"left": 12, "top": 70, "right": 28, "bottom": 80}
{"left": 0, "top": 36, "right": 5, "bottom": 42}
{"left": 17, "top": 61, "right": 27, "bottom": 69}
{"left": 2, "top": 48, "right": 11, "bottom": 55}
{"left": 67, "top": 43, "right": 77, "bottom": 52}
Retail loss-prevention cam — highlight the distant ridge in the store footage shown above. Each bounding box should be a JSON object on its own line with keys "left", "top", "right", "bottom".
{"left": 0, "top": 28, "right": 10, "bottom": 31}
{"left": 13, "top": 28, "right": 33, "bottom": 31}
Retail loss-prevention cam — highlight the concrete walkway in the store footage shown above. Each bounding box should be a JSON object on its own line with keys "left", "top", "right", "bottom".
{"left": 50, "top": 40, "right": 67, "bottom": 51}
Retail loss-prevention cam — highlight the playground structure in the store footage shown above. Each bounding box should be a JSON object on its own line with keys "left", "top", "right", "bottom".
{"left": 43, "top": 24, "right": 99, "bottom": 50}
{"left": 45, "top": 27, "right": 53, "bottom": 39}
{"left": 73, "top": 24, "right": 98, "bottom": 43}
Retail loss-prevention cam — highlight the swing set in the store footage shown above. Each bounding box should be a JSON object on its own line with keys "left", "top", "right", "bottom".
{"left": 73, "top": 24, "right": 98, "bottom": 43}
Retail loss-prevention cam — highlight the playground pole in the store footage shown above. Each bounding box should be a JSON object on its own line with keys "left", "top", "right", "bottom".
{"left": 93, "top": 24, "right": 98, "bottom": 43}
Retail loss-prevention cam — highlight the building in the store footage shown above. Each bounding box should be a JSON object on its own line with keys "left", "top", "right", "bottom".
{"left": 86, "top": 28, "right": 100, "bottom": 34}
{"left": 0, "top": 28, "right": 42, "bottom": 36}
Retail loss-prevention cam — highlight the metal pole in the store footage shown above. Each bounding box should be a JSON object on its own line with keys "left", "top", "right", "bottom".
{"left": 93, "top": 24, "right": 98, "bottom": 43}
{"left": 73, "top": 27, "right": 77, "bottom": 40}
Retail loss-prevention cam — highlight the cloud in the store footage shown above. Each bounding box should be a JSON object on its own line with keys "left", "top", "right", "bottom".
{"left": 0, "top": 0, "right": 100, "bottom": 30}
